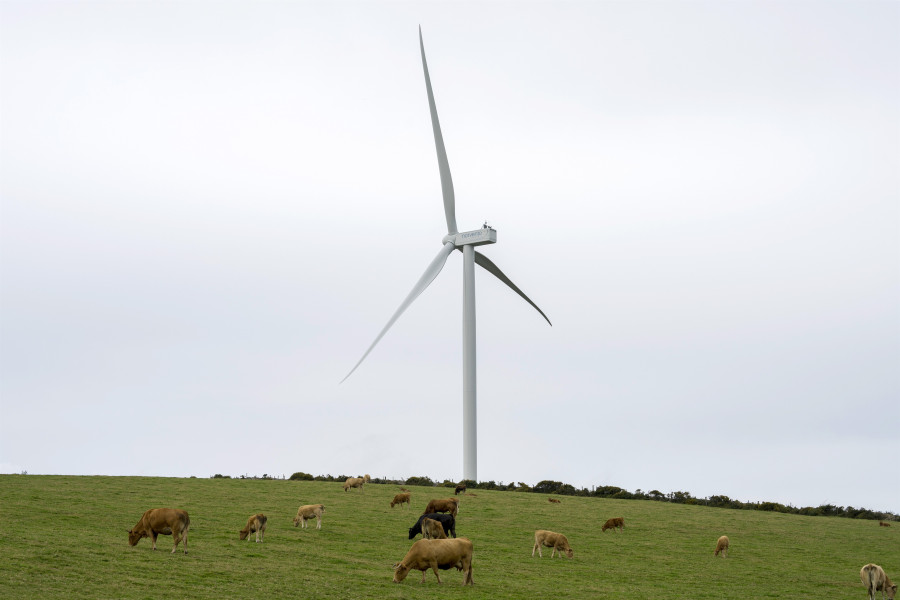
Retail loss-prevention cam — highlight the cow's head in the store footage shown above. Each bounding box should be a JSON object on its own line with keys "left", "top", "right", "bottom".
{"left": 392, "top": 562, "right": 410, "bottom": 583}
{"left": 127, "top": 529, "right": 145, "bottom": 546}
{"left": 292, "top": 516, "right": 301, "bottom": 527}
{"left": 886, "top": 583, "right": 897, "bottom": 600}
{"left": 239, "top": 529, "right": 250, "bottom": 540}
{"left": 408, "top": 527, "right": 416, "bottom": 540}
{"left": 563, "top": 548, "right": 574, "bottom": 558}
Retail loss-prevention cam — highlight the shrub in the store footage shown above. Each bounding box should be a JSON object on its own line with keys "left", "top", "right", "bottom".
{"left": 534, "top": 480, "right": 564, "bottom": 494}
{"left": 290, "top": 472, "right": 314, "bottom": 481}
{"left": 405, "top": 476, "right": 434, "bottom": 487}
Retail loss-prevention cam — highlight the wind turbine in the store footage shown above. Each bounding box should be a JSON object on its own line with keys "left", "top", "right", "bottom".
{"left": 342, "top": 27, "right": 551, "bottom": 482}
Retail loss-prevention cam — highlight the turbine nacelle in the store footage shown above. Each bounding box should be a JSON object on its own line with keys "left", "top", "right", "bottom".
{"left": 443, "top": 226, "right": 497, "bottom": 248}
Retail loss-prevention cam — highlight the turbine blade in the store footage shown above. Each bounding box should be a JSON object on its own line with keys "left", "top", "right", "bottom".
{"left": 419, "top": 26, "right": 458, "bottom": 235}
{"left": 341, "top": 242, "right": 456, "bottom": 383}
{"left": 473, "top": 250, "right": 552, "bottom": 326}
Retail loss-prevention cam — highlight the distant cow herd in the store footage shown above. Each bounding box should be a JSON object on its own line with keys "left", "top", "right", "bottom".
{"left": 125, "top": 477, "right": 897, "bottom": 592}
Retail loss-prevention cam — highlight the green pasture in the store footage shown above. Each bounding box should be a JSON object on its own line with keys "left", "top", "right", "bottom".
{"left": 0, "top": 475, "right": 896, "bottom": 599}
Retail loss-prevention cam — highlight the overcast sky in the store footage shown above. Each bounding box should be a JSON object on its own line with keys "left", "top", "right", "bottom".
{"left": 1, "top": 1, "right": 897, "bottom": 513}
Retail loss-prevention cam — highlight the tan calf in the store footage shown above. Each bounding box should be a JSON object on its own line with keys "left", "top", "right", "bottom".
{"left": 239, "top": 513, "right": 267, "bottom": 542}
{"left": 532, "top": 530, "right": 574, "bottom": 558}
{"left": 714, "top": 535, "right": 729, "bottom": 558}
{"left": 422, "top": 517, "right": 448, "bottom": 540}
{"left": 293, "top": 504, "right": 325, "bottom": 529}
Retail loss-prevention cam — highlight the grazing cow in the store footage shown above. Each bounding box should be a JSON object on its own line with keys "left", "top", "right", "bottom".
{"left": 127, "top": 508, "right": 190, "bottom": 554}
{"left": 861, "top": 564, "right": 897, "bottom": 600}
{"left": 601, "top": 517, "right": 625, "bottom": 533}
{"left": 364, "top": 474, "right": 371, "bottom": 483}
{"left": 239, "top": 513, "right": 267, "bottom": 542}
{"left": 392, "top": 538, "right": 474, "bottom": 585}
{"left": 400, "top": 487, "right": 410, "bottom": 492}
{"left": 391, "top": 492, "right": 411, "bottom": 509}
{"left": 422, "top": 517, "right": 448, "bottom": 540}
{"left": 548, "top": 498, "right": 561, "bottom": 504}
{"left": 424, "top": 498, "right": 459, "bottom": 517}
{"left": 343, "top": 477, "right": 365, "bottom": 492}
{"left": 532, "top": 530, "right": 574, "bottom": 558}
{"left": 409, "top": 513, "right": 456, "bottom": 539}
{"left": 293, "top": 504, "right": 325, "bottom": 529}
{"left": 455, "top": 483, "right": 467, "bottom": 495}
{"left": 880, "top": 521, "right": 892, "bottom": 527}
{"left": 714, "top": 535, "right": 729, "bottom": 558}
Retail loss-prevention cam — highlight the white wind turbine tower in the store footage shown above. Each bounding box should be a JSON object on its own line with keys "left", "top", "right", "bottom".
{"left": 342, "top": 28, "right": 551, "bottom": 482}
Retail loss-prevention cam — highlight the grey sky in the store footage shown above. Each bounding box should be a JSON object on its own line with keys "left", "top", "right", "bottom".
{"left": 1, "top": 1, "right": 897, "bottom": 513}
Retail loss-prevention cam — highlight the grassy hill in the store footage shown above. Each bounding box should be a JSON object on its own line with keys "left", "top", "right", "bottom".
{"left": 0, "top": 475, "right": 896, "bottom": 599}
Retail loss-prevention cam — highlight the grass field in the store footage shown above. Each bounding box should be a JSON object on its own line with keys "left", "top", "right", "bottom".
{"left": 0, "top": 475, "right": 896, "bottom": 599}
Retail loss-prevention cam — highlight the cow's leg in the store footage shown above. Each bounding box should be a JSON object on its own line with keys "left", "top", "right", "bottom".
{"left": 551, "top": 546, "right": 557, "bottom": 558}
{"left": 431, "top": 561, "right": 442, "bottom": 584}
{"left": 181, "top": 526, "right": 188, "bottom": 554}
{"left": 171, "top": 530, "right": 180, "bottom": 554}
{"left": 316, "top": 516, "right": 321, "bottom": 530}
{"left": 151, "top": 531, "right": 158, "bottom": 550}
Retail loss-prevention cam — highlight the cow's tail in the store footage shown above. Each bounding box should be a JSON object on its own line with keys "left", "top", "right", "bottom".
{"left": 863, "top": 565, "right": 876, "bottom": 597}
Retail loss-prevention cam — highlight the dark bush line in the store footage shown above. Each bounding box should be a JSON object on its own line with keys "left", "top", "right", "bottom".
{"left": 272, "top": 472, "right": 897, "bottom": 522}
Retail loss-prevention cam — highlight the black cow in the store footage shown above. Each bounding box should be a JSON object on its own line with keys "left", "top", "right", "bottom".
{"left": 454, "top": 483, "right": 466, "bottom": 495}
{"left": 408, "top": 512, "right": 456, "bottom": 539}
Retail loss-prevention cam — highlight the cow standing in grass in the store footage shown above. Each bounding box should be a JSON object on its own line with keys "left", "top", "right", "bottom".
{"left": 293, "top": 504, "right": 325, "bottom": 529}
{"left": 601, "top": 517, "right": 624, "bottom": 533}
{"left": 127, "top": 508, "right": 190, "bottom": 554}
{"left": 424, "top": 498, "right": 459, "bottom": 517}
{"left": 714, "top": 535, "right": 729, "bottom": 558}
{"left": 861, "top": 564, "right": 897, "bottom": 600}
{"left": 343, "top": 477, "right": 365, "bottom": 492}
{"left": 392, "top": 538, "right": 474, "bottom": 585}
{"left": 409, "top": 513, "right": 456, "bottom": 539}
{"left": 239, "top": 513, "right": 267, "bottom": 542}
{"left": 532, "top": 530, "right": 574, "bottom": 558}
{"left": 391, "top": 492, "right": 411, "bottom": 509}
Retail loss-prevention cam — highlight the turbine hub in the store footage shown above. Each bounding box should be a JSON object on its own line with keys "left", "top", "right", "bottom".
{"left": 444, "top": 226, "right": 497, "bottom": 248}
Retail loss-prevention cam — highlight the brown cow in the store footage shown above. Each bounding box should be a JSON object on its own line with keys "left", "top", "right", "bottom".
{"left": 714, "top": 535, "right": 729, "bottom": 558}
{"left": 532, "top": 530, "right": 574, "bottom": 558}
{"left": 293, "top": 504, "right": 325, "bottom": 529}
{"left": 601, "top": 517, "right": 625, "bottom": 533}
{"left": 422, "top": 517, "right": 448, "bottom": 540}
{"left": 455, "top": 483, "right": 467, "bottom": 495}
{"left": 548, "top": 498, "right": 561, "bottom": 504}
{"left": 391, "top": 492, "right": 411, "bottom": 509}
{"left": 861, "top": 563, "right": 897, "bottom": 600}
{"left": 880, "top": 521, "right": 892, "bottom": 527}
{"left": 392, "top": 538, "right": 474, "bottom": 584}
{"left": 239, "top": 513, "right": 267, "bottom": 542}
{"left": 127, "top": 508, "right": 190, "bottom": 554}
{"left": 424, "top": 498, "right": 459, "bottom": 517}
